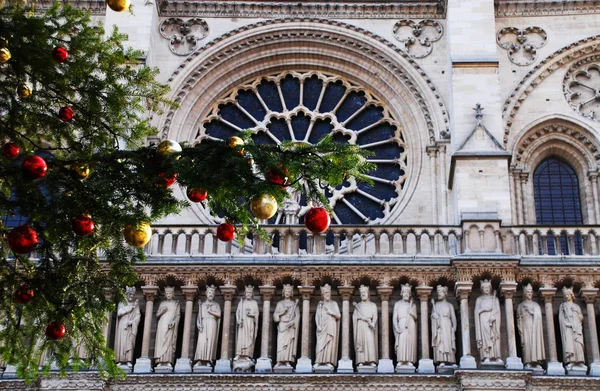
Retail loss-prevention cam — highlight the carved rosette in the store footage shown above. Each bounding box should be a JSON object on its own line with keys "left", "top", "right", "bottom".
{"left": 496, "top": 26, "right": 547, "bottom": 66}
{"left": 159, "top": 18, "right": 209, "bottom": 56}
{"left": 393, "top": 19, "right": 443, "bottom": 59}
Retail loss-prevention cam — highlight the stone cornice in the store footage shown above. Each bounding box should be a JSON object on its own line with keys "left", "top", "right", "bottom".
{"left": 33, "top": 0, "right": 107, "bottom": 15}
{"left": 495, "top": 0, "right": 600, "bottom": 17}
{"left": 157, "top": 1, "right": 447, "bottom": 19}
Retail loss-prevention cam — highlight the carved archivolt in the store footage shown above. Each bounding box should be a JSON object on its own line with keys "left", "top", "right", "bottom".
{"left": 496, "top": 26, "right": 547, "bottom": 66}
{"left": 564, "top": 56, "right": 600, "bottom": 122}
{"left": 159, "top": 18, "right": 209, "bottom": 56}
{"left": 393, "top": 19, "right": 443, "bottom": 59}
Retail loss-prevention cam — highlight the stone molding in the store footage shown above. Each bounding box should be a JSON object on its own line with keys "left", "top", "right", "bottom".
{"left": 159, "top": 18, "right": 209, "bottom": 56}
{"left": 564, "top": 56, "right": 600, "bottom": 122}
{"left": 495, "top": 0, "right": 600, "bottom": 17}
{"left": 455, "top": 369, "right": 530, "bottom": 389}
{"left": 32, "top": 0, "right": 106, "bottom": 15}
{"left": 496, "top": 26, "right": 547, "bottom": 66}
{"left": 393, "top": 19, "right": 444, "bottom": 59}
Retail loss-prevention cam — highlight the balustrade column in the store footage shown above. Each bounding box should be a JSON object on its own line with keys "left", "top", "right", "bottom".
{"left": 256, "top": 286, "right": 276, "bottom": 373}
{"left": 581, "top": 287, "right": 600, "bottom": 376}
{"left": 337, "top": 286, "right": 355, "bottom": 373}
{"left": 589, "top": 172, "right": 600, "bottom": 224}
{"left": 520, "top": 173, "right": 529, "bottom": 224}
{"left": 427, "top": 146, "right": 438, "bottom": 224}
{"left": 296, "top": 286, "right": 315, "bottom": 373}
{"left": 215, "top": 285, "right": 236, "bottom": 373}
{"left": 174, "top": 285, "right": 197, "bottom": 373}
{"left": 377, "top": 286, "right": 394, "bottom": 373}
{"left": 500, "top": 282, "right": 523, "bottom": 370}
{"left": 455, "top": 282, "right": 476, "bottom": 368}
{"left": 439, "top": 144, "right": 448, "bottom": 224}
{"left": 133, "top": 285, "right": 158, "bottom": 373}
{"left": 514, "top": 171, "right": 523, "bottom": 225}
{"left": 416, "top": 286, "right": 435, "bottom": 373}
{"left": 102, "top": 289, "right": 114, "bottom": 348}
{"left": 539, "top": 287, "right": 565, "bottom": 375}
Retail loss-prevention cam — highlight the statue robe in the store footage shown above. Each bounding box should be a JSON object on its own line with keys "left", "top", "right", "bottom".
{"left": 315, "top": 300, "right": 340, "bottom": 365}
{"left": 517, "top": 300, "right": 545, "bottom": 364}
{"left": 273, "top": 299, "right": 300, "bottom": 363}
{"left": 115, "top": 301, "right": 141, "bottom": 363}
{"left": 431, "top": 300, "right": 456, "bottom": 364}
{"left": 235, "top": 298, "right": 259, "bottom": 358}
{"left": 559, "top": 301, "right": 585, "bottom": 364}
{"left": 353, "top": 300, "right": 378, "bottom": 365}
{"left": 194, "top": 300, "right": 221, "bottom": 362}
{"left": 154, "top": 299, "right": 180, "bottom": 365}
{"left": 474, "top": 294, "right": 502, "bottom": 361}
{"left": 393, "top": 300, "right": 417, "bottom": 364}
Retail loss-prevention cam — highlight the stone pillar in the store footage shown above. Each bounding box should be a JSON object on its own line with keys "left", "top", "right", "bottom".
{"left": 439, "top": 144, "right": 448, "bottom": 224}
{"left": 255, "top": 286, "right": 276, "bottom": 373}
{"left": 455, "top": 282, "right": 476, "bottom": 368}
{"left": 174, "top": 285, "right": 197, "bottom": 373}
{"left": 102, "top": 289, "right": 115, "bottom": 347}
{"left": 296, "top": 286, "right": 315, "bottom": 373}
{"left": 539, "top": 287, "right": 565, "bottom": 375}
{"left": 427, "top": 146, "right": 439, "bottom": 224}
{"left": 514, "top": 172, "right": 523, "bottom": 225}
{"left": 337, "top": 286, "right": 354, "bottom": 373}
{"left": 215, "top": 285, "right": 236, "bottom": 373}
{"left": 500, "top": 282, "right": 523, "bottom": 370}
{"left": 519, "top": 173, "right": 529, "bottom": 224}
{"left": 134, "top": 285, "right": 158, "bottom": 373}
{"left": 581, "top": 287, "right": 600, "bottom": 376}
{"left": 589, "top": 172, "right": 600, "bottom": 224}
{"left": 377, "top": 286, "right": 394, "bottom": 373}
{"left": 416, "top": 286, "right": 435, "bottom": 373}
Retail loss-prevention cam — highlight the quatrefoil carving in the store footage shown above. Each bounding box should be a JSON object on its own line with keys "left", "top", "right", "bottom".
{"left": 159, "top": 18, "right": 209, "bottom": 56}
{"left": 496, "top": 26, "right": 547, "bottom": 66}
{"left": 393, "top": 19, "right": 443, "bottom": 59}
{"left": 566, "top": 64, "right": 600, "bottom": 122}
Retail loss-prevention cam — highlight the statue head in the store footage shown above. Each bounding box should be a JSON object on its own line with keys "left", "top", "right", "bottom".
{"left": 164, "top": 286, "right": 175, "bottom": 300}
{"left": 436, "top": 285, "right": 448, "bottom": 300}
{"left": 524, "top": 283, "right": 534, "bottom": 300}
{"left": 480, "top": 279, "right": 492, "bottom": 295}
{"left": 125, "top": 286, "right": 136, "bottom": 301}
{"left": 563, "top": 286, "right": 575, "bottom": 302}
{"left": 245, "top": 285, "right": 254, "bottom": 299}
{"left": 401, "top": 283, "right": 412, "bottom": 301}
{"left": 321, "top": 284, "right": 332, "bottom": 301}
{"left": 206, "top": 285, "right": 216, "bottom": 300}
{"left": 283, "top": 284, "right": 293, "bottom": 299}
{"left": 359, "top": 285, "right": 370, "bottom": 301}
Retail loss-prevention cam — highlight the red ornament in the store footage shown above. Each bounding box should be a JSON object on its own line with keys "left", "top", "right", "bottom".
{"left": 3, "top": 142, "right": 19, "bottom": 159}
{"left": 7, "top": 225, "right": 39, "bottom": 254}
{"left": 216, "top": 222, "right": 235, "bottom": 242}
{"left": 21, "top": 155, "right": 47, "bottom": 180}
{"left": 58, "top": 106, "right": 74, "bottom": 122}
{"left": 187, "top": 188, "right": 207, "bottom": 202}
{"left": 267, "top": 165, "right": 289, "bottom": 189}
{"left": 45, "top": 321, "right": 66, "bottom": 340}
{"left": 304, "top": 207, "right": 331, "bottom": 234}
{"left": 157, "top": 172, "right": 177, "bottom": 188}
{"left": 14, "top": 284, "right": 34, "bottom": 304}
{"left": 72, "top": 214, "right": 94, "bottom": 236}
{"left": 52, "top": 46, "right": 68, "bottom": 63}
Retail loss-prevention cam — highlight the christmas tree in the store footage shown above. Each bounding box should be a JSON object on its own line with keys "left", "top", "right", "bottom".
{"left": 0, "top": 2, "right": 373, "bottom": 381}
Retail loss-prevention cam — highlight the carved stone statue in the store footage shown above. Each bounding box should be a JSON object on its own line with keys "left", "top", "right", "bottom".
{"left": 194, "top": 285, "right": 221, "bottom": 369}
{"left": 353, "top": 285, "right": 378, "bottom": 369}
{"left": 431, "top": 285, "right": 456, "bottom": 366}
{"left": 273, "top": 284, "right": 300, "bottom": 369}
{"left": 314, "top": 284, "right": 340, "bottom": 371}
{"left": 559, "top": 287, "right": 586, "bottom": 371}
{"left": 154, "top": 286, "right": 181, "bottom": 370}
{"left": 115, "top": 286, "right": 141, "bottom": 369}
{"left": 393, "top": 284, "right": 417, "bottom": 370}
{"left": 517, "top": 284, "right": 545, "bottom": 370}
{"left": 233, "top": 285, "right": 259, "bottom": 371}
{"left": 474, "top": 280, "right": 503, "bottom": 365}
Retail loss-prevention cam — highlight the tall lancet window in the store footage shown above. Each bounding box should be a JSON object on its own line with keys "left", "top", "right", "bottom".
{"left": 533, "top": 157, "right": 583, "bottom": 255}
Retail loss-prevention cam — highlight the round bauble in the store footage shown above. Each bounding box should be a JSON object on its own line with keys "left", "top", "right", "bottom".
{"left": 123, "top": 222, "right": 152, "bottom": 247}
{"left": 45, "top": 322, "right": 66, "bottom": 340}
{"left": 58, "top": 106, "right": 74, "bottom": 122}
{"left": 17, "top": 83, "right": 32, "bottom": 99}
{"left": 72, "top": 214, "right": 94, "bottom": 236}
{"left": 226, "top": 136, "right": 244, "bottom": 156}
{"left": 267, "top": 166, "right": 289, "bottom": 189}
{"left": 8, "top": 224, "right": 39, "bottom": 254}
{"left": 156, "top": 139, "right": 182, "bottom": 157}
{"left": 250, "top": 194, "right": 278, "bottom": 220}
{"left": 216, "top": 222, "right": 235, "bottom": 242}
{"left": 107, "top": 0, "right": 130, "bottom": 12}
{"left": 21, "top": 155, "right": 47, "bottom": 180}
{"left": 52, "top": 46, "right": 68, "bottom": 63}
{"left": 71, "top": 162, "right": 90, "bottom": 180}
{"left": 0, "top": 47, "right": 11, "bottom": 64}
{"left": 157, "top": 172, "right": 177, "bottom": 188}
{"left": 187, "top": 188, "right": 207, "bottom": 202}
{"left": 14, "top": 284, "right": 34, "bottom": 304}
{"left": 304, "top": 207, "right": 331, "bottom": 234}
{"left": 3, "top": 142, "right": 19, "bottom": 159}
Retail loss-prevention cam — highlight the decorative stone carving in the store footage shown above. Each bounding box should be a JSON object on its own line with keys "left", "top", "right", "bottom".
{"left": 393, "top": 19, "right": 443, "bottom": 58}
{"left": 353, "top": 285, "right": 378, "bottom": 371}
{"left": 159, "top": 18, "right": 209, "bottom": 56}
{"left": 115, "top": 286, "right": 141, "bottom": 370}
{"left": 313, "top": 284, "right": 341, "bottom": 372}
{"left": 273, "top": 284, "right": 300, "bottom": 371}
{"left": 431, "top": 285, "right": 457, "bottom": 367}
{"left": 559, "top": 287, "right": 587, "bottom": 373}
{"left": 393, "top": 284, "right": 417, "bottom": 371}
{"left": 565, "top": 63, "right": 600, "bottom": 122}
{"left": 496, "top": 26, "right": 547, "bottom": 66}
{"left": 154, "top": 286, "right": 181, "bottom": 371}
{"left": 193, "top": 285, "right": 221, "bottom": 371}
{"left": 233, "top": 285, "right": 259, "bottom": 372}
{"left": 474, "top": 280, "right": 503, "bottom": 366}
{"left": 517, "top": 284, "right": 545, "bottom": 371}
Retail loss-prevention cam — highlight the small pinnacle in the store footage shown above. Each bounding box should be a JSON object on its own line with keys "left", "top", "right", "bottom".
{"left": 473, "top": 103, "right": 484, "bottom": 122}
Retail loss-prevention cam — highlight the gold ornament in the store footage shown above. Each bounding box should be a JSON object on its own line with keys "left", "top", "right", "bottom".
{"left": 106, "top": 0, "right": 130, "bottom": 12}
{"left": 226, "top": 136, "right": 244, "bottom": 156}
{"left": 156, "top": 139, "right": 182, "bottom": 157}
{"left": 17, "top": 83, "right": 32, "bottom": 99}
{"left": 123, "top": 222, "right": 152, "bottom": 247}
{"left": 250, "top": 194, "right": 278, "bottom": 220}
{"left": 0, "top": 48, "right": 10, "bottom": 64}
{"left": 71, "top": 163, "right": 90, "bottom": 180}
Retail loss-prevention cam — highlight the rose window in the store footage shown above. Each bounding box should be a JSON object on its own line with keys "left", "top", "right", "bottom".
{"left": 565, "top": 63, "right": 600, "bottom": 121}
{"left": 196, "top": 71, "right": 407, "bottom": 225}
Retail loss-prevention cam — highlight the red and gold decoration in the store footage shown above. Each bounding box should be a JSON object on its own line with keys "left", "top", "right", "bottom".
{"left": 45, "top": 322, "right": 66, "bottom": 340}
{"left": 71, "top": 162, "right": 90, "bottom": 180}
{"left": 7, "top": 224, "right": 39, "bottom": 254}
{"left": 187, "top": 187, "right": 207, "bottom": 202}
{"left": 156, "top": 139, "right": 182, "bottom": 157}
{"left": 3, "top": 142, "right": 19, "bottom": 159}
{"left": 267, "top": 165, "right": 289, "bottom": 188}
{"left": 51, "top": 46, "right": 68, "bottom": 63}
{"left": 72, "top": 214, "right": 95, "bottom": 236}
{"left": 250, "top": 194, "right": 278, "bottom": 220}
{"left": 304, "top": 206, "right": 331, "bottom": 234}
{"left": 226, "top": 136, "right": 244, "bottom": 156}
{"left": 123, "top": 222, "right": 152, "bottom": 247}
{"left": 106, "top": 0, "right": 130, "bottom": 12}
{"left": 14, "top": 284, "right": 34, "bottom": 304}
{"left": 216, "top": 222, "right": 235, "bottom": 242}
{"left": 157, "top": 172, "right": 177, "bottom": 188}
{"left": 0, "top": 47, "right": 10, "bottom": 64}
{"left": 58, "top": 106, "right": 74, "bottom": 122}
{"left": 21, "top": 155, "right": 47, "bottom": 179}
{"left": 17, "top": 82, "right": 32, "bottom": 99}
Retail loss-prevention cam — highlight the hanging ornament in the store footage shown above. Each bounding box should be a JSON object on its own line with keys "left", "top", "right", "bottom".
{"left": 267, "top": 165, "right": 289, "bottom": 189}
{"left": 0, "top": 47, "right": 10, "bottom": 64}
{"left": 14, "top": 284, "right": 34, "bottom": 304}
{"left": 187, "top": 188, "right": 207, "bottom": 202}
{"left": 216, "top": 222, "right": 235, "bottom": 242}
{"left": 21, "top": 155, "right": 47, "bottom": 180}
{"left": 304, "top": 207, "right": 331, "bottom": 234}
{"left": 51, "top": 46, "right": 68, "bottom": 63}
{"left": 106, "top": 0, "right": 130, "bottom": 12}
{"left": 156, "top": 139, "right": 182, "bottom": 158}
{"left": 72, "top": 214, "right": 94, "bottom": 236}
{"left": 58, "top": 106, "right": 74, "bottom": 122}
{"left": 3, "top": 142, "right": 19, "bottom": 159}
{"left": 17, "top": 82, "right": 32, "bottom": 99}
{"left": 156, "top": 172, "right": 177, "bottom": 188}
{"left": 250, "top": 194, "right": 278, "bottom": 220}
{"left": 7, "top": 224, "right": 39, "bottom": 254}
{"left": 123, "top": 222, "right": 152, "bottom": 247}
{"left": 226, "top": 136, "right": 244, "bottom": 156}
{"left": 45, "top": 322, "right": 66, "bottom": 340}
{"left": 71, "top": 162, "right": 90, "bottom": 180}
